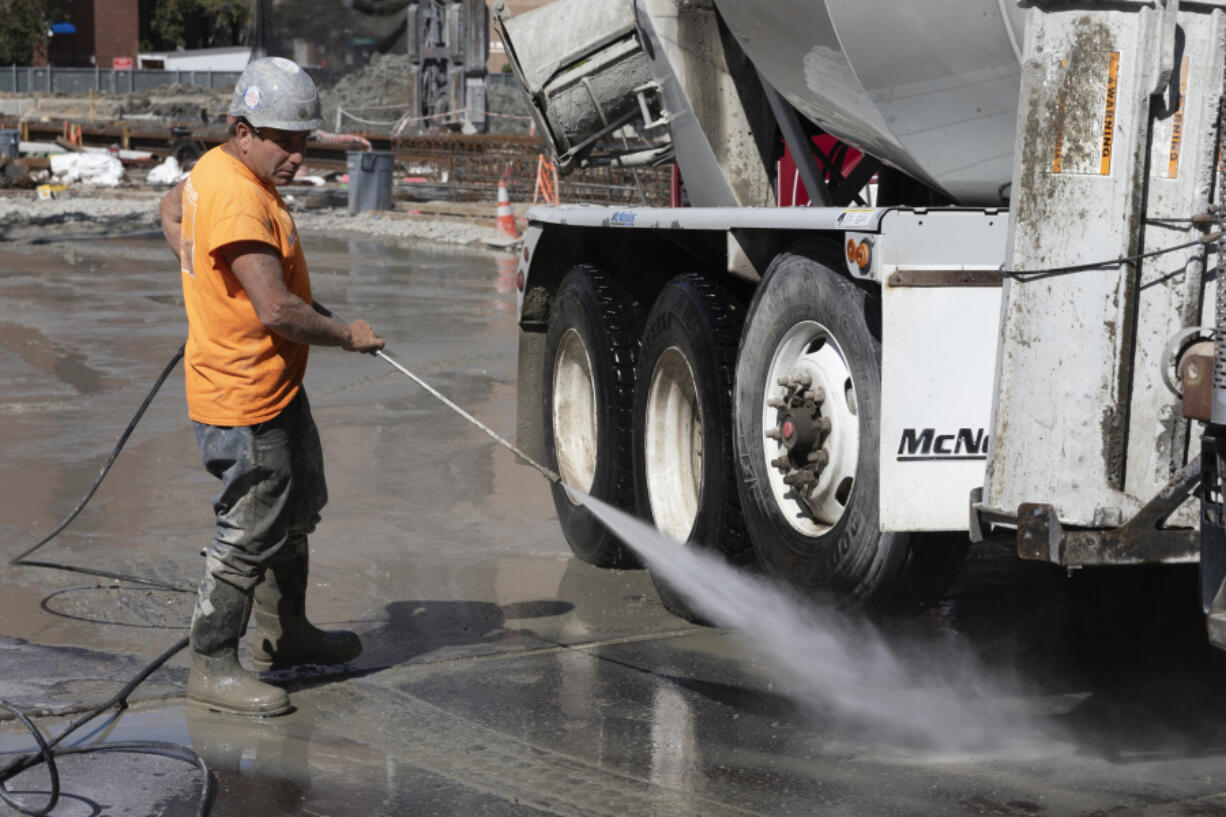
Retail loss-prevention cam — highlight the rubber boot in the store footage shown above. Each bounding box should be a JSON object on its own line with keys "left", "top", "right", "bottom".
{"left": 187, "top": 568, "right": 292, "bottom": 717}
{"left": 251, "top": 534, "right": 362, "bottom": 671}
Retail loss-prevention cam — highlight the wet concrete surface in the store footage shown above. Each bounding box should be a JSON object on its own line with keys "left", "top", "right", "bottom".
{"left": 3, "top": 234, "right": 1226, "bottom": 816}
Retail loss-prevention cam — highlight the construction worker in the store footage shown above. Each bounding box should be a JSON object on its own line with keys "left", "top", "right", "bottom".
{"left": 159, "top": 56, "right": 384, "bottom": 716}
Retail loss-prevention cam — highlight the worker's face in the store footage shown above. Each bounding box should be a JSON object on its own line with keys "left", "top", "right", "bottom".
{"left": 234, "top": 121, "right": 309, "bottom": 185}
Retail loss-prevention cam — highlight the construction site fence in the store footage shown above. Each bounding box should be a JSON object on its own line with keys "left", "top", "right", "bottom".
{"left": 392, "top": 133, "right": 671, "bottom": 206}
{"left": 0, "top": 65, "right": 243, "bottom": 95}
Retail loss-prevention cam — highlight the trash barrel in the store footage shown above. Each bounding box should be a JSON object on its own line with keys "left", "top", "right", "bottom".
{"left": 0, "top": 130, "right": 19, "bottom": 160}
{"left": 347, "top": 150, "right": 394, "bottom": 215}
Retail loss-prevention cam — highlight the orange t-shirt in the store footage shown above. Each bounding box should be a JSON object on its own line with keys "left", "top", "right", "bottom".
{"left": 178, "top": 146, "right": 311, "bottom": 426}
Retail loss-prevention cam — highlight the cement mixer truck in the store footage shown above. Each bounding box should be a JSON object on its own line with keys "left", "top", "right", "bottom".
{"left": 495, "top": 0, "right": 1226, "bottom": 647}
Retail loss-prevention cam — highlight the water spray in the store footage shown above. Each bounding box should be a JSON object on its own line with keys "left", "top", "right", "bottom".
{"left": 322, "top": 303, "right": 1048, "bottom": 755}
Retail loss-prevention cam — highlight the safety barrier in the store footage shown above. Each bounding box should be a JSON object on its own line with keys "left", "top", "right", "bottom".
{"left": 533, "top": 155, "right": 558, "bottom": 206}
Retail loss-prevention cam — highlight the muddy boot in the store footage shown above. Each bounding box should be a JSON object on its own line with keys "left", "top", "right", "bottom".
{"left": 188, "top": 569, "right": 292, "bottom": 717}
{"left": 251, "top": 535, "right": 362, "bottom": 671}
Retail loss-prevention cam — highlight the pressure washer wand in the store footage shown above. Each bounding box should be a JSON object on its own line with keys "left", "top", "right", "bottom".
{"left": 372, "top": 348, "right": 561, "bottom": 484}
{"left": 314, "top": 301, "right": 562, "bottom": 485}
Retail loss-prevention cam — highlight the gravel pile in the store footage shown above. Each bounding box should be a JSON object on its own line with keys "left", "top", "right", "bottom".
{"left": 318, "top": 54, "right": 533, "bottom": 135}
{"left": 320, "top": 53, "right": 417, "bottom": 134}
{"left": 0, "top": 191, "right": 504, "bottom": 249}
{"left": 296, "top": 208, "right": 500, "bottom": 246}
{"left": 487, "top": 75, "right": 533, "bottom": 135}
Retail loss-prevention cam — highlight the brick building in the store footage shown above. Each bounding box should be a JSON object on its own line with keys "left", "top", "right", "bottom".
{"left": 44, "top": 0, "right": 140, "bottom": 68}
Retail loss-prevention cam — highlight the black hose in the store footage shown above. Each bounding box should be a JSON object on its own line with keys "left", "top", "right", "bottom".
{"left": 0, "top": 634, "right": 213, "bottom": 817}
{"left": 3, "top": 343, "right": 213, "bottom": 816}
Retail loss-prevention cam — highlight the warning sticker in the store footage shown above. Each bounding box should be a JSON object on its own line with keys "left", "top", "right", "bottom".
{"left": 1047, "top": 51, "right": 1120, "bottom": 177}
{"left": 1219, "top": 110, "right": 1226, "bottom": 174}
{"left": 836, "top": 209, "right": 874, "bottom": 228}
{"left": 1152, "top": 56, "right": 1189, "bottom": 180}
{"left": 1052, "top": 58, "right": 1068, "bottom": 174}
{"left": 1100, "top": 51, "right": 1119, "bottom": 175}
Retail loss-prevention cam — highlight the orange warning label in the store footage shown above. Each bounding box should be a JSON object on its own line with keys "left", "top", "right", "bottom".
{"left": 1052, "top": 58, "right": 1067, "bottom": 174}
{"left": 1099, "top": 51, "right": 1119, "bottom": 176}
{"left": 1166, "top": 56, "right": 1189, "bottom": 179}
{"left": 1219, "top": 109, "right": 1226, "bottom": 173}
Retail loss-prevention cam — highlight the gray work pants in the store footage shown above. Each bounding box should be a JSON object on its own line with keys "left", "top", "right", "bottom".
{"left": 194, "top": 390, "right": 328, "bottom": 593}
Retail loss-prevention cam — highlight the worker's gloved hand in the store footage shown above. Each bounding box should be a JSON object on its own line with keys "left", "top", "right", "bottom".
{"left": 343, "top": 320, "right": 385, "bottom": 353}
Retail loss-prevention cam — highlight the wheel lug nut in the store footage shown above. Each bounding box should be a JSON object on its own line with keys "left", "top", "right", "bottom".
{"left": 809, "top": 386, "right": 825, "bottom": 403}
{"left": 765, "top": 428, "right": 782, "bottom": 441}
{"left": 785, "top": 471, "right": 814, "bottom": 489}
{"left": 771, "top": 455, "right": 790, "bottom": 471}
{"left": 808, "top": 450, "right": 829, "bottom": 466}
{"left": 768, "top": 397, "right": 786, "bottom": 409}
{"left": 816, "top": 417, "right": 832, "bottom": 434}
{"left": 777, "top": 376, "right": 792, "bottom": 388}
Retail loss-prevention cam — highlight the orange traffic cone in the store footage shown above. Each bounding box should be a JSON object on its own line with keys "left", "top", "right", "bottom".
{"left": 495, "top": 180, "right": 521, "bottom": 240}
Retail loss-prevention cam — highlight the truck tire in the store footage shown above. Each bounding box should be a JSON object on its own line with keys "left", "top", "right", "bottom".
{"left": 732, "top": 242, "right": 965, "bottom": 609}
{"left": 544, "top": 265, "right": 643, "bottom": 568}
{"left": 633, "top": 274, "right": 750, "bottom": 622}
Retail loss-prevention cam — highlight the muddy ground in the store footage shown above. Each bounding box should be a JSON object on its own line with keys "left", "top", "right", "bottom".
{"left": 0, "top": 188, "right": 524, "bottom": 248}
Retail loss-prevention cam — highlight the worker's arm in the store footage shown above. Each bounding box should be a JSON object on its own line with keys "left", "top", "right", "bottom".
{"left": 159, "top": 179, "right": 186, "bottom": 263}
{"left": 222, "top": 241, "right": 385, "bottom": 352}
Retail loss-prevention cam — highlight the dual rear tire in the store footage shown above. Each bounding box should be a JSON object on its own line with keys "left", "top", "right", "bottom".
{"left": 540, "top": 265, "right": 747, "bottom": 610}
{"left": 541, "top": 249, "right": 966, "bottom": 615}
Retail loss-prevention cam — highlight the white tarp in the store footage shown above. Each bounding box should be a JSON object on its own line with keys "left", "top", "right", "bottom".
{"left": 49, "top": 153, "right": 124, "bottom": 186}
{"left": 146, "top": 155, "right": 189, "bottom": 186}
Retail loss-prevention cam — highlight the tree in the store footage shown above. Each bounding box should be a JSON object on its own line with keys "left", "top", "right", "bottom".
{"left": 199, "top": 0, "right": 249, "bottom": 47}
{"left": 148, "top": 0, "right": 190, "bottom": 50}
{"left": 145, "top": 0, "right": 250, "bottom": 51}
{"left": 0, "top": 0, "right": 65, "bottom": 65}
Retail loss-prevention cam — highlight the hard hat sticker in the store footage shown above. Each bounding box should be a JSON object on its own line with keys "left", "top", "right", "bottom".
{"left": 244, "top": 85, "right": 262, "bottom": 110}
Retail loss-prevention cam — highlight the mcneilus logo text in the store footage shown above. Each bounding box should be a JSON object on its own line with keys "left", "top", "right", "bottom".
{"left": 896, "top": 428, "right": 988, "bottom": 461}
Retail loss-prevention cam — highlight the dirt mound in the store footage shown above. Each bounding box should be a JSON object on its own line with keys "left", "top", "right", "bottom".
{"left": 320, "top": 54, "right": 531, "bottom": 135}
{"left": 320, "top": 53, "right": 417, "bottom": 133}
{"left": 7, "top": 84, "right": 231, "bottom": 125}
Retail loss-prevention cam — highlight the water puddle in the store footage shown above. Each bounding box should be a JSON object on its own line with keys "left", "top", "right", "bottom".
{"left": 0, "top": 322, "right": 106, "bottom": 395}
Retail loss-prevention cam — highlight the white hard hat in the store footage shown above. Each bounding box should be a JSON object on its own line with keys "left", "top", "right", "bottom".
{"left": 228, "top": 57, "right": 324, "bottom": 132}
